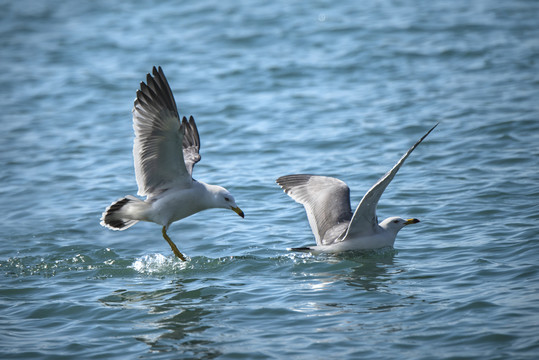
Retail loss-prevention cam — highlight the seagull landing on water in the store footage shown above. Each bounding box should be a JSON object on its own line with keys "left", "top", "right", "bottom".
{"left": 101, "top": 66, "right": 244, "bottom": 261}
{"left": 276, "top": 124, "right": 437, "bottom": 254}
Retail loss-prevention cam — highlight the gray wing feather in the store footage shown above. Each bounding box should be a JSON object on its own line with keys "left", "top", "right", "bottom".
{"left": 277, "top": 175, "right": 353, "bottom": 246}
{"left": 343, "top": 123, "right": 438, "bottom": 239}
{"left": 132, "top": 66, "right": 190, "bottom": 196}
{"left": 181, "top": 115, "right": 201, "bottom": 176}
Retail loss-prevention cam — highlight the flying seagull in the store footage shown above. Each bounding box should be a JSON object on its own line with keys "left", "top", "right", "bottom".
{"left": 101, "top": 66, "right": 244, "bottom": 260}
{"left": 276, "top": 124, "right": 437, "bottom": 253}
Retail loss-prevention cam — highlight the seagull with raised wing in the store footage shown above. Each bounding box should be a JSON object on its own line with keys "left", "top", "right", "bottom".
{"left": 101, "top": 66, "right": 244, "bottom": 260}
{"left": 276, "top": 124, "right": 437, "bottom": 253}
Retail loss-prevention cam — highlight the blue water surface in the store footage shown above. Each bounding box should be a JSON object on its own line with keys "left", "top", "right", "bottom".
{"left": 1, "top": 0, "right": 538, "bottom": 359}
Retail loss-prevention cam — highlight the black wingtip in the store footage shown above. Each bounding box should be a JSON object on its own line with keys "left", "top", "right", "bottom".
{"left": 275, "top": 174, "right": 315, "bottom": 193}
{"left": 288, "top": 247, "right": 312, "bottom": 252}
{"left": 423, "top": 122, "right": 439, "bottom": 139}
{"left": 406, "top": 123, "right": 439, "bottom": 155}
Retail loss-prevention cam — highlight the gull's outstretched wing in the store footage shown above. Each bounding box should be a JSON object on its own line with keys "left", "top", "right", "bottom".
{"left": 132, "top": 66, "right": 191, "bottom": 196}
{"left": 343, "top": 123, "right": 438, "bottom": 240}
{"left": 277, "top": 175, "right": 353, "bottom": 246}
{"left": 181, "top": 115, "right": 201, "bottom": 176}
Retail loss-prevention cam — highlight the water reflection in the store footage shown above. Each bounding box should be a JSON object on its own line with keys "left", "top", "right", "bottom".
{"left": 291, "top": 248, "right": 400, "bottom": 292}
{"left": 343, "top": 252, "right": 399, "bottom": 291}
{"left": 137, "top": 305, "right": 218, "bottom": 358}
{"left": 99, "top": 280, "right": 221, "bottom": 358}
{"left": 97, "top": 250, "right": 406, "bottom": 356}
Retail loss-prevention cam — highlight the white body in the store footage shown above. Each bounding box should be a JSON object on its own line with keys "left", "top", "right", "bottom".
{"left": 301, "top": 217, "right": 412, "bottom": 252}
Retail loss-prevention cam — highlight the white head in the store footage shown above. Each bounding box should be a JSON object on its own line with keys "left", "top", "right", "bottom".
{"left": 211, "top": 185, "right": 244, "bottom": 218}
{"left": 379, "top": 216, "right": 419, "bottom": 234}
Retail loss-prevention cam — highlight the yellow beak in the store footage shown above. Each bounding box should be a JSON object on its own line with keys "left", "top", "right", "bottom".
{"left": 404, "top": 218, "right": 420, "bottom": 225}
{"left": 231, "top": 206, "right": 245, "bottom": 218}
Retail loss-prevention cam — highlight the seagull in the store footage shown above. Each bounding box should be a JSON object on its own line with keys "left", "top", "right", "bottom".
{"left": 101, "top": 66, "right": 244, "bottom": 260}
{"left": 276, "top": 124, "right": 437, "bottom": 253}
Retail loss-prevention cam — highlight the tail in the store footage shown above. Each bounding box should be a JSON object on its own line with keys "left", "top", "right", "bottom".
{"left": 100, "top": 195, "right": 147, "bottom": 231}
{"left": 287, "top": 247, "right": 313, "bottom": 252}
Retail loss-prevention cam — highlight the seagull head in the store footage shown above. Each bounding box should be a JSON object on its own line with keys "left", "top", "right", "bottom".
{"left": 380, "top": 216, "right": 419, "bottom": 234}
{"left": 212, "top": 186, "right": 244, "bottom": 218}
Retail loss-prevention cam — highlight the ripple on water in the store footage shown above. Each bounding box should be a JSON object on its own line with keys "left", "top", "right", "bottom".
{"left": 1, "top": 0, "right": 539, "bottom": 358}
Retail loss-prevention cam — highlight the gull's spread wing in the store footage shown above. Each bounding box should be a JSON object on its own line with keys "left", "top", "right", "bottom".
{"left": 277, "top": 175, "right": 353, "bottom": 246}
{"left": 181, "top": 115, "right": 201, "bottom": 176}
{"left": 132, "top": 66, "right": 193, "bottom": 196}
{"left": 343, "top": 123, "right": 438, "bottom": 240}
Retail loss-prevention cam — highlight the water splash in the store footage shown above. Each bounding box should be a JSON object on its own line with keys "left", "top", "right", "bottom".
{"left": 130, "top": 253, "right": 189, "bottom": 274}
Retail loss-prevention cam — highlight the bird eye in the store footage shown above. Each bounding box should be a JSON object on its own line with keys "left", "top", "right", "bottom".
{"left": 224, "top": 197, "right": 230, "bottom": 202}
{"left": 393, "top": 220, "right": 399, "bottom": 224}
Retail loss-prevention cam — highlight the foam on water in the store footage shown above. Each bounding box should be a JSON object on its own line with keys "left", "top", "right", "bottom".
{"left": 131, "top": 253, "right": 188, "bottom": 274}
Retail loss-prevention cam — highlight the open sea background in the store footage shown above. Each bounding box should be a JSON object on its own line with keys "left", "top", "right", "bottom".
{"left": 1, "top": 0, "right": 538, "bottom": 359}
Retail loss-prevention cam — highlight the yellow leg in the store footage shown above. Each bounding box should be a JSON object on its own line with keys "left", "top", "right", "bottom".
{"left": 162, "top": 226, "right": 186, "bottom": 261}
